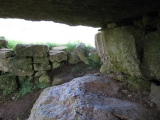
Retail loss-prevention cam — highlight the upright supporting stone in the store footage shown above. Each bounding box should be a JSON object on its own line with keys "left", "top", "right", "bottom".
{"left": 142, "top": 30, "right": 160, "bottom": 80}
{"left": 95, "top": 26, "right": 142, "bottom": 78}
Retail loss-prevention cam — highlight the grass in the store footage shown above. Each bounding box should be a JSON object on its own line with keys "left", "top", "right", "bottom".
{"left": 6, "top": 39, "right": 86, "bottom": 50}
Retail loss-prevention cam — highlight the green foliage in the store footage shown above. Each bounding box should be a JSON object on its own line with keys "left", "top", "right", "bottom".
{"left": 88, "top": 58, "right": 102, "bottom": 68}
{"left": 7, "top": 40, "right": 24, "bottom": 50}
{"left": 65, "top": 41, "right": 80, "bottom": 52}
{"left": 2, "top": 89, "right": 13, "bottom": 96}
{"left": 19, "top": 77, "right": 51, "bottom": 96}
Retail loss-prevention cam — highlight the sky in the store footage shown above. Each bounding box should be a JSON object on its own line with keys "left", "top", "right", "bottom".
{"left": 0, "top": 18, "right": 99, "bottom": 46}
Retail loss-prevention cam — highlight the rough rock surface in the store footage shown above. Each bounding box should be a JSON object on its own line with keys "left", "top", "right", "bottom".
{"left": 33, "top": 57, "right": 50, "bottom": 65}
{"left": 0, "top": 1, "right": 160, "bottom": 27}
{"left": 150, "top": 83, "right": 160, "bottom": 109}
{"left": 9, "top": 57, "right": 34, "bottom": 76}
{"left": 68, "top": 51, "right": 80, "bottom": 64}
{"left": 75, "top": 43, "right": 90, "bottom": 65}
{"left": 0, "top": 37, "right": 7, "bottom": 48}
{"left": 15, "top": 44, "right": 49, "bottom": 57}
{"left": 49, "top": 50, "right": 67, "bottom": 62}
{"left": 28, "top": 76, "right": 154, "bottom": 120}
{"left": 0, "top": 58, "right": 12, "bottom": 72}
{"left": 39, "top": 74, "right": 50, "bottom": 84}
{"left": 96, "top": 26, "right": 142, "bottom": 78}
{"left": 34, "top": 64, "right": 51, "bottom": 71}
{"left": 142, "top": 30, "right": 160, "bottom": 80}
{"left": 0, "top": 48, "right": 14, "bottom": 59}
{"left": 52, "top": 62, "right": 61, "bottom": 69}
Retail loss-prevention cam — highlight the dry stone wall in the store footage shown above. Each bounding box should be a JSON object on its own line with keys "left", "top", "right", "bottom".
{"left": 0, "top": 39, "right": 100, "bottom": 95}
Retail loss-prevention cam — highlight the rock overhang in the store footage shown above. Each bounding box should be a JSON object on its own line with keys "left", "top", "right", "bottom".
{"left": 0, "top": 0, "right": 160, "bottom": 27}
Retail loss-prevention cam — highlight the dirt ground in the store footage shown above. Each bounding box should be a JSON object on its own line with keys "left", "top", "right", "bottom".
{"left": 0, "top": 63, "right": 160, "bottom": 120}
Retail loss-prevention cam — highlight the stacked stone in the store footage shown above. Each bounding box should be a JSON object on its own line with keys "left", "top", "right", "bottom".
{"left": 0, "top": 39, "right": 101, "bottom": 95}
{"left": 0, "top": 37, "right": 18, "bottom": 93}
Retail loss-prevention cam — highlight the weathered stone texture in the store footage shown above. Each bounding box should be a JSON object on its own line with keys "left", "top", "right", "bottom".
{"left": 75, "top": 43, "right": 90, "bottom": 65}
{"left": 33, "top": 57, "right": 50, "bottom": 65}
{"left": 39, "top": 74, "right": 50, "bottom": 84}
{"left": 95, "top": 32, "right": 107, "bottom": 63}
{"left": 9, "top": 58, "right": 34, "bottom": 76}
{"left": 15, "top": 44, "right": 49, "bottom": 57}
{"left": 52, "top": 62, "right": 60, "bottom": 69}
{"left": 150, "top": 83, "right": 160, "bottom": 109}
{"left": 0, "top": 48, "right": 14, "bottom": 59}
{"left": 34, "top": 64, "right": 51, "bottom": 71}
{"left": 49, "top": 50, "right": 67, "bottom": 62}
{"left": 0, "top": 1, "right": 160, "bottom": 27}
{"left": 68, "top": 51, "right": 80, "bottom": 64}
{"left": 0, "top": 58, "right": 12, "bottom": 72}
{"left": 28, "top": 76, "right": 154, "bottom": 120}
{"left": 0, "top": 37, "right": 7, "bottom": 48}
{"left": 96, "top": 26, "right": 142, "bottom": 78}
{"left": 142, "top": 30, "right": 160, "bottom": 80}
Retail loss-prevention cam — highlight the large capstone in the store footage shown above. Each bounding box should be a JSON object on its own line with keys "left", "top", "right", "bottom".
{"left": 28, "top": 76, "right": 154, "bottom": 120}
{"left": 96, "top": 26, "right": 142, "bottom": 78}
{"left": 0, "top": 1, "right": 160, "bottom": 27}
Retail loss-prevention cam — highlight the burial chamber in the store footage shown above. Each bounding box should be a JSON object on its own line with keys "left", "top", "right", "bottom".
{"left": 1, "top": 0, "right": 160, "bottom": 86}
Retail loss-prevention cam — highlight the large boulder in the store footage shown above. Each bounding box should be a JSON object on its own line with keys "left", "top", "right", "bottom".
{"left": 95, "top": 26, "right": 143, "bottom": 78}
{"left": 9, "top": 57, "right": 34, "bottom": 76}
{"left": 28, "top": 76, "right": 154, "bottom": 120}
{"left": 142, "top": 30, "right": 160, "bottom": 80}
{"left": 15, "top": 44, "right": 49, "bottom": 57}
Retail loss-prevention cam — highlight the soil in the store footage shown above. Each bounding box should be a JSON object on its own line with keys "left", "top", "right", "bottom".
{"left": 0, "top": 63, "right": 160, "bottom": 120}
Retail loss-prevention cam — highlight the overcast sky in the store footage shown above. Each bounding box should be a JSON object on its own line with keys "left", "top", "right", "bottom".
{"left": 0, "top": 18, "right": 99, "bottom": 46}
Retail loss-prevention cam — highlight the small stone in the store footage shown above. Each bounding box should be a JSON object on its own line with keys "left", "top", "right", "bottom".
{"left": 52, "top": 62, "right": 60, "bottom": 69}
{"left": 68, "top": 50, "right": 80, "bottom": 64}
{"left": 11, "top": 96, "right": 16, "bottom": 100}
{"left": 39, "top": 74, "right": 50, "bottom": 83}
{"left": 35, "top": 71, "right": 46, "bottom": 77}
{"left": 49, "top": 50, "right": 67, "bottom": 62}
{"left": 122, "top": 90, "right": 128, "bottom": 94}
{"left": 52, "top": 46, "right": 67, "bottom": 51}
